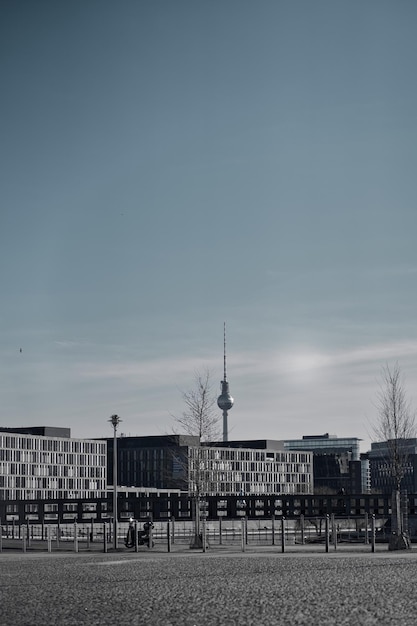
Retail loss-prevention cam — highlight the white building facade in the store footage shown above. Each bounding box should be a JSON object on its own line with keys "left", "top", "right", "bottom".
{"left": 189, "top": 445, "right": 313, "bottom": 496}
{"left": 0, "top": 430, "right": 107, "bottom": 500}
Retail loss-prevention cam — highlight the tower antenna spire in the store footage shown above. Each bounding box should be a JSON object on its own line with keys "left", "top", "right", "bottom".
{"left": 223, "top": 321, "right": 227, "bottom": 382}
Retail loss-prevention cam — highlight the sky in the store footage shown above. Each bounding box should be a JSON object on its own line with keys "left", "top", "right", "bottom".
{"left": 1, "top": 0, "right": 417, "bottom": 452}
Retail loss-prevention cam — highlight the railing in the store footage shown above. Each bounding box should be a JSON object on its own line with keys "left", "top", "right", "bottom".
{"left": 0, "top": 514, "right": 390, "bottom": 554}
{"left": 1, "top": 492, "right": 414, "bottom": 525}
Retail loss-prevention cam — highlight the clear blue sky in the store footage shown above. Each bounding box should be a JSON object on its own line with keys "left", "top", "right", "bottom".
{"left": 1, "top": 0, "right": 417, "bottom": 451}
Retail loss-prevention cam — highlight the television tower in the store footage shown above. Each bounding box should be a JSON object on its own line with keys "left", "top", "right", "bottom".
{"left": 217, "top": 323, "right": 234, "bottom": 442}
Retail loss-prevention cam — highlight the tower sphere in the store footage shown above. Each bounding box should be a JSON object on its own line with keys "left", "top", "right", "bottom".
{"left": 217, "top": 393, "right": 234, "bottom": 411}
{"left": 217, "top": 380, "right": 234, "bottom": 411}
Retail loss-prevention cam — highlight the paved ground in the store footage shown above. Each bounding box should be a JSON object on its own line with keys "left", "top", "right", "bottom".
{"left": 1, "top": 547, "right": 417, "bottom": 625}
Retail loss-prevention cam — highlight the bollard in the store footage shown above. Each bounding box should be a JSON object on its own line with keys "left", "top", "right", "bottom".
{"left": 22, "top": 532, "right": 27, "bottom": 553}
{"left": 371, "top": 515, "right": 376, "bottom": 553}
{"left": 167, "top": 520, "right": 171, "bottom": 552}
{"left": 74, "top": 522, "right": 79, "bottom": 553}
{"left": 271, "top": 515, "right": 275, "bottom": 546}
{"left": 103, "top": 522, "right": 107, "bottom": 553}
{"left": 244, "top": 516, "right": 248, "bottom": 545}
{"left": 134, "top": 521, "right": 138, "bottom": 553}
{"left": 241, "top": 518, "right": 246, "bottom": 552}
{"left": 219, "top": 516, "right": 222, "bottom": 545}
{"left": 281, "top": 517, "right": 285, "bottom": 553}
{"left": 325, "top": 515, "right": 330, "bottom": 553}
{"left": 47, "top": 525, "right": 52, "bottom": 553}
{"left": 56, "top": 524, "right": 60, "bottom": 549}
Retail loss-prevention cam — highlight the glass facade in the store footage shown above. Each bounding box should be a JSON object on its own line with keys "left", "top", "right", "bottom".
{"left": 284, "top": 435, "right": 361, "bottom": 460}
{"left": 0, "top": 432, "right": 107, "bottom": 500}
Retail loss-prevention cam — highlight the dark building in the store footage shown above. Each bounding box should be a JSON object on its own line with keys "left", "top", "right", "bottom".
{"left": 367, "top": 439, "right": 417, "bottom": 494}
{"left": 105, "top": 434, "right": 199, "bottom": 490}
{"left": 284, "top": 434, "right": 364, "bottom": 494}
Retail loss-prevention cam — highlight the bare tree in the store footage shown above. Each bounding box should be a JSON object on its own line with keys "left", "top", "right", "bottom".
{"left": 174, "top": 369, "right": 220, "bottom": 443}
{"left": 171, "top": 370, "right": 220, "bottom": 546}
{"left": 373, "top": 363, "right": 415, "bottom": 547}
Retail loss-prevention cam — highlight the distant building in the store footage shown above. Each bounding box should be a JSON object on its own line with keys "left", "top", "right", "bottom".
{"left": 194, "top": 442, "right": 313, "bottom": 496}
{"left": 0, "top": 427, "right": 107, "bottom": 500}
{"left": 367, "top": 438, "right": 417, "bottom": 494}
{"left": 284, "top": 433, "right": 366, "bottom": 494}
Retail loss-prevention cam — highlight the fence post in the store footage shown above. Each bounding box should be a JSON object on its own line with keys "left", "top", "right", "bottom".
{"left": 74, "top": 522, "right": 79, "bottom": 553}
{"left": 331, "top": 514, "right": 337, "bottom": 550}
{"left": 148, "top": 521, "right": 153, "bottom": 550}
{"left": 167, "top": 520, "right": 171, "bottom": 552}
{"left": 47, "top": 525, "right": 52, "bottom": 553}
{"left": 0, "top": 520, "right": 2, "bottom": 553}
{"left": 241, "top": 518, "right": 246, "bottom": 552}
{"left": 202, "top": 519, "right": 206, "bottom": 553}
{"left": 219, "top": 516, "right": 222, "bottom": 545}
{"left": 281, "top": 517, "right": 285, "bottom": 553}
{"left": 364, "top": 513, "right": 369, "bottom": 544}
{"left": 300, "top": 514, "right": 305, "bottom": 545}
{"left": 134, "top": 521, "right": 138, "bottom": 553}
{"left": 371, "top": 514, "right": 376, "bottom": 553}
{"left": 103, "top": 522, "right": 107, "bottom": 553}
{"left": 325, "top": 515, "right": 330, "bottom": 553}
{"left": 171, "top": 517, "right": 175, "bottom": 545}
{"left": 22, "top": 528, "right": 27, "bottom": 553}
{"left": 271, "top": 515, "right": 275, "bottom": 546}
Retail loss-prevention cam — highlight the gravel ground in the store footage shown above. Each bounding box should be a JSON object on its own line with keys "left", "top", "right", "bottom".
{"left": 1, "top": 550, "right": 417, "bottom": 625}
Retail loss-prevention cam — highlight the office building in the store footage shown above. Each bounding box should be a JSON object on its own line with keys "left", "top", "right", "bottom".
{"left": 0, "top": 426, "right": 107, "bottom": 500}
{"left": 284, "top": 433, "right": 364, "bottom": 494}
{"left": 105, "top": 435, "right": 313, "bottom": 496}
{"left": 367, "top": 438, "right": 417, "bottom": 494}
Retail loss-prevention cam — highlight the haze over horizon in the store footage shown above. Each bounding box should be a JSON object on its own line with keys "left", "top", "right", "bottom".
{"left": 2, "top": 1, "right": 417, "bottom": 454}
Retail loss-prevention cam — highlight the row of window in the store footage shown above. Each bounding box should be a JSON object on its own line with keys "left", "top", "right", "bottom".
{"left": 0, "top": 462, "right": 105, "bottom": 478}
{"left": 0, "top": 476, "right": 103, "bottom": 490}
{"left": 0, "top": 435, "right": 105, "bottom": 455}
{"left": 0, "top": 449, "right": 106, "bottom": 465}
{"left": 0, "top": 489, "right": 106, "bottom": 501}
{"left": 205, "top": 449, "right": 311, "bottom": 463}
{"left": 191, "top": 482, "right": 312, "bottom": 495}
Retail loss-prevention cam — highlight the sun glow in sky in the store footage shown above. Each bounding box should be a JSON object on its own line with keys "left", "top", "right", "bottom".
{"left": 2, "top": 0, "right": 417, "bottom": 452}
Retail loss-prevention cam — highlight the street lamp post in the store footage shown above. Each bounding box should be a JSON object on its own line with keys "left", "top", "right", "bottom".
{"left": 109, "top": 414, "right": 122, "bottom": 550}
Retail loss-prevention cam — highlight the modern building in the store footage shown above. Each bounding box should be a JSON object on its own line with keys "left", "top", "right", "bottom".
{"left": 367, "top": 438, "right": 417, "bottom": 494}
{"left": 284, "top": 433, "right": 365, "bottom": 494}
{"left": 192, "top": 442, "right": 313, "bottom": 496}
{"left": 104, "top": 435, "right": 313, "bottom": 496}
{"left": 105, "top": 434, "right": 198, "bottom": 491}
{"left": 0, "top": 426, "right": 107, "bottom": 500}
